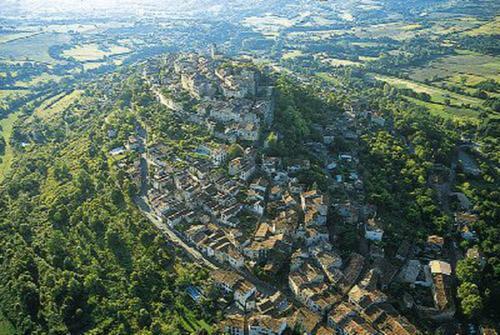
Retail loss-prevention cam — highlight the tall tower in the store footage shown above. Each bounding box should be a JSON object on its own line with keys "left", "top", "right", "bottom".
{"left": 210, "top": 43, "right": 217, "bottom": 59}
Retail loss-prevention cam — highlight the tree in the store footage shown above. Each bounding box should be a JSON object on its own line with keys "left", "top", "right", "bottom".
{"left": 457, "top": 258, "right": 482, "bottom": 284}
{"left": 227, "top": 143, "right": 244, "bottom": 159}
{"left": 457, "top": 282, "right": 483, "bottom": 318}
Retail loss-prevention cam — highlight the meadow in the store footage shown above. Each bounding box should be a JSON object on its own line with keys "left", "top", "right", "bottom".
{"left": 407, "top": 50, "right": 500, "bottom": 84}
{"left": 350, "top": 22, "right": 424, "bottom": 41}
{"left": 0, "top": 111, "right": 20, "bottom": 182}
{"left": 282, "top": 50, "right": 304, "bottom": 60}
{"left": 463, "top": 15, "right": 499, "bottom": 36}
{"left": 323, "top": 57, "right": 362, "bottom": 67}
{"left": 0, "top": 33, "right": 71, "bottom": 63}
{"left": 62, "top": 43, "right": 131, "bottom": 62}
{"left": 375, "top": 74, "right": 487, "bottom": 109}
{"left": 404, "top": 96, "right": 480, "bottom": 122}
{"left": 33, "top": 90, "right": 83, "bottom": 119}
{"left": 0, "top": 31, "right": 39, "bottom": 44}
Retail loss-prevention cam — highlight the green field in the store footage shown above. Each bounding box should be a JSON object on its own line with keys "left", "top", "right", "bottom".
{"left": 374, "top": 74, "right": 486, "bottom": 110}
{"left": 323, "top": 57, "right": 362, "bottom": 67}
{"left": 316, "top": 72, "right": 344, "bottom": 86}
{"left": 0, "top": 112, "right": 20, "bottom": 183}
{"left": 404, "top": 96, "right": 480, "bottom": 121}
{"left": 464, "top": 15, "right": 500, "bottom": 36}
{"left": 15, "top": 73, "right": 62, "bottom": 88}
{"left": 407, "top": 50, "right": 500, "bottom": 84}
{"left": 83, "top": 62, "right": 106, "bottom": 71}
{"left": 0, "top": 89, "right": 29, "bottom": 105}
{"left": 0, "top": 33, "right": 71, "bottom": 63}
{"left": 33, "top": 90, "right": 82, "bottom": 119}
{"left": 350, "top": 22, "right": 424, "bottom": 41}
{"left": 62, "top": 43, "right": 131, "bottom": 62}
{"left": 243, "top": 14, "right": 295, "bottom": 37}
{"left": 426, "top": 17, "right": 485, "bottom": 35}
{"left": 282, "top": 50, "right": 304, "bottom": 60}
{"left": 0, "top": 31, "right": 38, "bottom": 44}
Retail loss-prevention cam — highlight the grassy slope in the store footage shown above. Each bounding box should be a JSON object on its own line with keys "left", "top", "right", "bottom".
{"left": 0, "top": 33, "right": 70, "bottom": 63}
{"left": 464, "top": 15, "right": 500, "bottom": 36}
{"left": 33, "top": 90, "right": 82, "bottom": 119}
{"left": 0, "top": 112, "right": 20, "bottom": 183}
{"left": 407, "top": 50, "right": 500, "bottom": 84}
{"left": 63, "top": 43, "right": 131, "bottom": 62}
{"left": 374, "top": 74, "right": 484, "bottom": 120}
{"left": 404, "top": 96, "right": 479, "bottom": 122}
{"left": 0, "top": 32, "right": 38, "bottom": 44}
{"left": 375, "top": 74, "right": 485, "bottom": 107}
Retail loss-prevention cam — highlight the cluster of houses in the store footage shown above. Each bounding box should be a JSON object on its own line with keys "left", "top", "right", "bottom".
{"left": 144, "top": 53, "right": 274, "bottom": 144}
{"left": 108, "top": 55, "right": 486, "bottom": 334}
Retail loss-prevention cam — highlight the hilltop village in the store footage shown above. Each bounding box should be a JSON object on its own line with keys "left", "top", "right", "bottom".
{"left": 104, "top": 53, "right": 482, "bottom": 335}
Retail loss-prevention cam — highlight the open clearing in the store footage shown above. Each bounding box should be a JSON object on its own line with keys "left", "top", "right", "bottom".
{"left": 0, "top": 89, "right": 29, "bottom": 104}
{"left": 0, "top": 112, "right": 20, "bottom": 183}
{"left": 407, "top": 50, "right": 500, "bottom": 84}
{"left": 321, "top": 57, "right": 362, "bottom": 67}
{"left": 351, "top": 22, "right": 424, "bottom": 41}
{"left": 404, "top": 96, "right": 480, "bottom": 121}
{"left": 243, "top": 15, "right": 296, "bottom": 36}
{"left": 464, "top": 16, "right": 500, "bottom": 36}
{"left": 63, "top": 43, "right": 131, "bottom": 62}
{"left": 0, "top": 33, "right": 71, "bottom": 63}
{"left": 15, "top": 73, "right": 62, "bottom": 87}
{"left": 426, "top": 17, "right": 484, "bottom": 35}
{"left": 375, "top": 74, "right": 486, "bottom": 110}
{"left": 0, "top": 31, "right": 38, "bottom": 44}
{"left": 33, "top": 90, "right": 82, "bottom": 119}
{"left": 177, "top": 308, "right": 211, "bottom": 334}
{"left": 282, "top": 50, "right": 304, "bottom": 60}
{"left": 285, "top": 29, "right": 347, "bottom": 42}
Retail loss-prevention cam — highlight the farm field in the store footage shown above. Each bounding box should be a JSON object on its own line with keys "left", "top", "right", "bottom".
{"left": 15, "top": 73, "right": 62, "bottom": 87}
{"left": 286, "top": 29, "right": 347, "bottom": 42}
{"left": 62, "top": 43, "right": 131, "bottom": 62}
{"left": 322, "top": 57, "right": 362, "bottom": 67}
{"left": 426, "top": 17, "right": 485, "bottom": 35}
{"left": 404, "top": 96, "right": 480, "bottom": 122}
{"left": 350, "top": 22, "right": 424, "bottom": 40}
{"left": 282, "top": 50, "right": 304, "bottom": 60}
{"left": 464, "top": 15, "right": 500, "bottom": 35}
{"left": 316, "top": 72, "right": 344, "bottom": 86}
{"left": 83, "top": 62, "right": 106, "bottom": 70}
{"left": 0, "top": 31, "right": 38, "bottom": 44}
{"left": 0, "top": 33, "right": 71, "bottom": 63}
{"left": 0, "top": 89, "right": 29, "bottom": 101}
{"left": 243, "top": 15, "right": 296, "bottom": 37}
{"left": 0, "top": 111, "right": 20, "bottom": 182}
{"left": 33, "top": 90, "right": 82, "bottom": 119}
{"left": 407, "top": 50, "right": 500, "bottom": 84}
{"left": 374, "top": 74, "right": 486, "bottom": 110}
